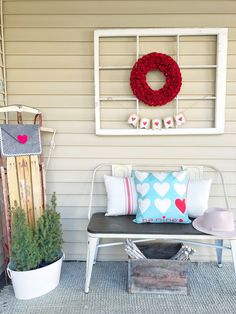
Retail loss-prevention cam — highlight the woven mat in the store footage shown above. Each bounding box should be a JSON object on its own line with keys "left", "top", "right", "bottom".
{"left": 1, "top": 262, "right": 236, "bottom": 314}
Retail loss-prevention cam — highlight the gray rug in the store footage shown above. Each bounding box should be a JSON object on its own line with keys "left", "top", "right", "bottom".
{"left": 1, "top": 262, "right": 236, "bottom": 314}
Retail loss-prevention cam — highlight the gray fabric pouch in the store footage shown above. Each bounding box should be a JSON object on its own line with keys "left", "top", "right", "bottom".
{"left": 0, "top": 125, "right": 42, "bottom": 157}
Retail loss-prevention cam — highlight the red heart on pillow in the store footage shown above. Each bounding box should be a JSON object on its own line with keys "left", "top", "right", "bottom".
{"left": 132, "top": 117, "right": 136, "bottom": 121}
{"left": 175, "top": 199, "right": 186, "bottom": 214}
{"left": 166, "top": 120, "right": 171, "bottom": 125}
{"left": 155, "top": 122, "right": 159, "bottom": 126}
{"left": 179, "top": 117, "right": 183, "bottom": 121}
{"left": 17, "top": 134, "right": 28, "bottom": 144}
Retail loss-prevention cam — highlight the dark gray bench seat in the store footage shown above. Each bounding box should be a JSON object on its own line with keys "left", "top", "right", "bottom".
{"left": 88, "top": 213, "right": 203, "bottom": 236}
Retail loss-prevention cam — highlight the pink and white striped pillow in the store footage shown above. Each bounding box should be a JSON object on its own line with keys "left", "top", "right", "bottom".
{"left": 104, "top": 175, "right": 137, "bottom": 216}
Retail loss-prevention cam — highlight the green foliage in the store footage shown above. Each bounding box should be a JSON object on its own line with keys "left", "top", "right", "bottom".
{"left": 10, "top": 193, "right": 63, "bottom": 271}
{"left": 35, "top": 192, "right": 63, "bottom": 265}
{"left": 11, "top": 206, "right": 41, "bottom": 271}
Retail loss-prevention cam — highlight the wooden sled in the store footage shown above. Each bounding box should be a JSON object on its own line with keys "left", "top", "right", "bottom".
{"left": 0, "top": 105, "right": 56, "bottom": 270}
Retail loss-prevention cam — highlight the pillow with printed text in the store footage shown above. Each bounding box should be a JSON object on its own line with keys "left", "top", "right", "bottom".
{"left": 133, "top": 170, "right": 191, "bottom": 224}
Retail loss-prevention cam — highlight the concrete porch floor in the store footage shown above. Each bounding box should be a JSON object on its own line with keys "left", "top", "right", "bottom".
{"left": 1, "top": 261, "right": 236, "bottom": 314}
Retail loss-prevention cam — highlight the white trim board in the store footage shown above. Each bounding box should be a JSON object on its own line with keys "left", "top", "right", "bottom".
{"left": 94, "top": 28, "right": 228, "bottom": 136}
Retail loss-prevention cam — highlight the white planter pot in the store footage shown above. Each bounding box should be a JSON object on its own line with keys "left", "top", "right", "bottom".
{"left": 7, "top": 251, "right": 65, "bottom": 300}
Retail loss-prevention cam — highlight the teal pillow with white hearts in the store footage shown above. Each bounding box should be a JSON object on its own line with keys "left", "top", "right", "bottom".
{"left": 132, "top": 170, "right": 191, "bottom": 224}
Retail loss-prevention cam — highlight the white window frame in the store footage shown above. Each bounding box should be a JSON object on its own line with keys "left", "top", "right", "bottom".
{"left": 94, "top": 28, "right": 228, "bottom": 135}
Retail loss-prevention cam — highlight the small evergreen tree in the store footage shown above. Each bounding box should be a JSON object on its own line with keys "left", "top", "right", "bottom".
{"left": 35, "top": 193, "right": 63, "bottom": 265}
{"left": 11, "top": 206, "right": 41, "bottom": 271}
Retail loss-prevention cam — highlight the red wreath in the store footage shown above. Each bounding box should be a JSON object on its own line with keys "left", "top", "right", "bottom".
{"left": 130, "top": 52, "right": 182, "bottom": 106}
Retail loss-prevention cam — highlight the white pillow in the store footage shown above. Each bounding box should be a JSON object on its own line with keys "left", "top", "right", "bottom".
{"left": 186, "top": 179, "right": 212, "bottom": 218}
{"left": 104, "top": 175, "right": 137, "bottom": 216}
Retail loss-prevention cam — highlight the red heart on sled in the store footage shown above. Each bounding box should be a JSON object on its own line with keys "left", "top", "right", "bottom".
{"left": 17, "top": 134, "right": 28, "bottom": 144}
{"left": 175, "top": 199, "right": 186, "bottom": 214}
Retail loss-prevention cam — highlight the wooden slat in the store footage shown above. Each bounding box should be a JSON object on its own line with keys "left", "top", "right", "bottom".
{"left": 30, "top": 155, "right": 43, "bottom": 222}
{"left": 6, "top": 157, "right": 20, "bottom": 209}
{"left": 16, "top": 156, "right": 35, "bottom": 229}
{"left": 128, "top": 259, "right": 188, "bottom": 294}
{"left": 0, "top": 166, "right": 11, "bottom": 258}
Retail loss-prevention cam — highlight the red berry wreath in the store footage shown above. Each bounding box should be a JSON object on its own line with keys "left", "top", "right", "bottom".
{"left": 130, "top": 52, "right": 182, "bottom": 106}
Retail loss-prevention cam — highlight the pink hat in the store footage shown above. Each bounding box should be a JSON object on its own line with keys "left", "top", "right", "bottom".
{"left": 192, "top": 207, "right": 236, "bottom": 237}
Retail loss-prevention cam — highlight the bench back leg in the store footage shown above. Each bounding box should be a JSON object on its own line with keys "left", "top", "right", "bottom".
{"left": 215, "top": 239, "right": 223, "bottom": 268}
{"left": 230, "top": 240, "right": 236, "bottom": 274}
{"left": 93, "top": 238, "right": 100, "bottom": 265}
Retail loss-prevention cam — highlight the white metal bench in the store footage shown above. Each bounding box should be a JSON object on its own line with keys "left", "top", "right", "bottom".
{"left": 85, "top": 164, "right": 236, "bottom": 293}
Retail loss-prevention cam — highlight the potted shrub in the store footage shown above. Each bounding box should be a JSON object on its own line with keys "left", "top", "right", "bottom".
{"left": 7, "top": 193, "right": 64, "bottom": 300}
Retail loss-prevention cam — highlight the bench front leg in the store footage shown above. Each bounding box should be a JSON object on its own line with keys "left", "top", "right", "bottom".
{"left": 230, "top": 240, "right": 236, "bottom": 274}
{"left": 85, "top": 236, "right": 99, "bottom": 293}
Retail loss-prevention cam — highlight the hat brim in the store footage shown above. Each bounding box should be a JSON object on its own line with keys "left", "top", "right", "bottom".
{"left": 192, "top": 216, "right": 236, "bottom": 238}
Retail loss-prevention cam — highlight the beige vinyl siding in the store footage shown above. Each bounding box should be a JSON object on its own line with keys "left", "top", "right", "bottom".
{"left": 0, "top": 0, "right": 235, "bottom": 265}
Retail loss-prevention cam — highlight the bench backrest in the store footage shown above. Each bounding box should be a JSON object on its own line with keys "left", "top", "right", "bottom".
{"left": 88, "top": 164, "right": 230, "bottom": 220}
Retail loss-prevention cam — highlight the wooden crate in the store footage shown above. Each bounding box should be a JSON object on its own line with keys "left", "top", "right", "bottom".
{"left": 127, "top": 242, "right": 189, "bottom": 295}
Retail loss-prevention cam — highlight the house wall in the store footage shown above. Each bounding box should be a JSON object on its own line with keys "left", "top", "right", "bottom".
{"left": 1, "top": 0, "right": 236, "bottom": 266}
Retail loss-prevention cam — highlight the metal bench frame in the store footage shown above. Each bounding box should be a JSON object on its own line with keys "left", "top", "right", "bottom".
{"left": 85, "top": 164, "right": 236, "bottom": 293}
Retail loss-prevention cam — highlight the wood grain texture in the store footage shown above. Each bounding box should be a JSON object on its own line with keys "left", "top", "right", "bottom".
{"left": 30, "top": 155, "right": 44, "bottom": 222}
{"left": 16, "top": 156, "right": 35, "bottom": 229}
{"left": 128, "top": 259, "right": 188, "bottom": 294}
{"left": 6, "top": 157, "right": 20, "bottom": 209}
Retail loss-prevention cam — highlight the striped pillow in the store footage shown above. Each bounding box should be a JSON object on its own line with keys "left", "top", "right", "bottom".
{"left": 104, "top": 175, "right": 137, "bottom": 216}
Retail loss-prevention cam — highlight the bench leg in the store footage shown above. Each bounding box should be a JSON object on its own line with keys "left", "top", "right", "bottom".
{"left": 85, "top": 236, "right": 98, "bottom": 293}
{"left": 215, "top": 239, "right": 223, "bottom": 268}
{"left": 93, "top": 238, "right": 100, "bottom": 264}
{"left": 230, "top": 240, "right": 236, "bottom": 274}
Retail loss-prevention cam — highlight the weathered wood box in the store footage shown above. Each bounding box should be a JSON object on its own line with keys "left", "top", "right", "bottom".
{"left": 128, "top": 242, "right": 189, "bottom": 295}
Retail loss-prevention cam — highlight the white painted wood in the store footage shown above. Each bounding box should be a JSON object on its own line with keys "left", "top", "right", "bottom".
{"left": 215, "top": 28, "right": 228, "bottom": 133}
{"left": 95, "top": 28, "right": 227, "bottom": 135}
{"left": 176, "top": 35, "right": 180, "bottom": 116}
{"left": 96, "top": 128, "right": 224, "bottom": 135}
{"left": 111, "top": 164, "right": 132, "bottom": 177}
{"left": 95, "top": 28, "right": 228, "bottom": 37}
{"left": 94, "top": 31, "right": 100, "bottom": 133}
